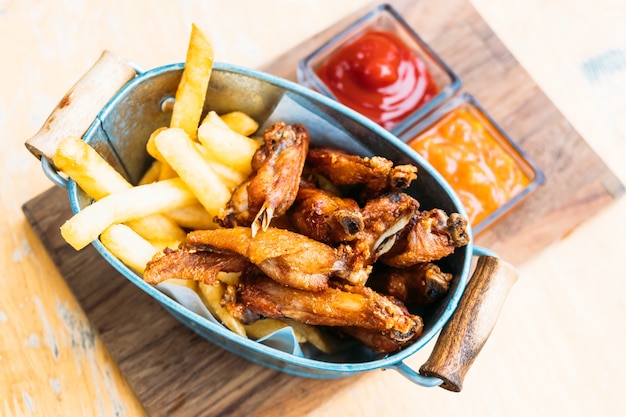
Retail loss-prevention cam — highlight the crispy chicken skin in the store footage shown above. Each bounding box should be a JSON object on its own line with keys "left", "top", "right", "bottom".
{"left": 238, "top": 272, "right": 422, "bottom": 344}
{"left": 289, "top": 178, "right": 364, "bottom": 245}
{"left": 381, "top": 209, "right": 469, "bottom": 267}
{"left": 335, "top": 192, "right": 420, "bottom": 286}
{"left": 306, "top": 147, "right": 418, "bottom": 197}
{"left": 217, "top": 122, "right": 309, "bottom": 235}
{"left": 341, "top": 325, "right": 421, "bottom": 353}
{"left": 369, "top": 263, "right": 454, "bottom": 307}
{"left": 183, "top": 227, "right": 345, "bottom": 292}
{"left": 143, "top": 247, "right": 249, "bottom": 285}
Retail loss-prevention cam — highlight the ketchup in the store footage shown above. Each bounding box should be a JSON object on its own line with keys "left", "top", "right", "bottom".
{"left": 408, "top": 106, "right": 530, "bottom": 226}
{"left": 316, "top": 30, "right": 438, "bottom": 130}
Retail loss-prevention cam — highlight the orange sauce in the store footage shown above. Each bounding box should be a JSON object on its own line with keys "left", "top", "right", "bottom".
{"left": 407, "top": 105, "right": 530, "bottom": 226}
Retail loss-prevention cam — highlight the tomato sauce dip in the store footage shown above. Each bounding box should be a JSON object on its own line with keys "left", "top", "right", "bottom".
{"left": 316, "top": 30, "right": 439, "bottom": 130}
{"left": 407, "top": 105, "right": 531, "bottom": 226}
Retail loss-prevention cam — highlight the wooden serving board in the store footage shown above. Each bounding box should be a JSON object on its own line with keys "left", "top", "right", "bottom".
{"left": 21, "top": 0, "right": 624, "bottom": 415}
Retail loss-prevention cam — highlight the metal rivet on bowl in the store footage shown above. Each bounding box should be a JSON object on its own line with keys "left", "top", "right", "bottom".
{"left": 160, "top": 97, "right": 175, "bottom": 113}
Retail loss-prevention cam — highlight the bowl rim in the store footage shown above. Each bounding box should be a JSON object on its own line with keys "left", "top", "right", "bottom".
{"left": 69, "top": 61, "right": 475, "bottom": 375}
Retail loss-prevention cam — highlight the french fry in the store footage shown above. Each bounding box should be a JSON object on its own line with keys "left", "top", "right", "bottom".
{"left": 217, "top": 111, "right": 259, "bottom": 136}
{"left": 156, "top": 110, "right": 252, "bottom": 189}
{"left": 170, "top": 23, "right": 214, "bottom": 139}
{"left": 145, "top": 127, "right": 179, "bottom": 180}
{"left": 146, "top": 127, "right": 168, "bottom": 162}
{"left": 60, "top": 178, "right": 198, "bottom": 250}
{"left": 193, "top": 143, "right": 248, "bottom": 190}
{"left": 124, "top": 214, "right": 185, "bottom": 250}
{"left": 99, "top": 224, "right": 157, "bottom": 274}
{"left": 54, "top": 136, "right": 187, "bottom": 246}
{"left": 285, "top": 320, "right": 337, "bottom": 353}
{"left": 53, "top": 136, "right": 131, "bottom": 200}
{"left": 244, "top": 319, "right": 291, "bottom": 340}
{"left": 152, "top": 129, "right": 246, "bottom": 189}
{"left": 205, "top": 159, "right": 248, "bottom": 190}
{"left": 158, "top": 162, "right": 178, "bottom": 181}
{"left": 153, "top": 127, "right": 231, "bottom": 216}
{"left": 197, "top": 111, "right": 260, "bottom": 176}
{"left": 138, "top": 159, "right": 162, "bottom": 185}
{"left": 166, "top": 204, "right": 219, "bottom": 230}
{"left": 243, "top": 318, "right": 335, "bottom": 352}
{"left": 163, "top": 278, "right": 198, "bottom": 291}
{"left": 197, "top": 282, "right": 247, "bottom": 337}
{"left": 216, "top": 271, "right": 241, "bottom": 286}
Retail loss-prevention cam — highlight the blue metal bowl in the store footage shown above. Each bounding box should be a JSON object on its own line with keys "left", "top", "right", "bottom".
{"left": 64, "top": 62, "right": 482, "bottom": 387}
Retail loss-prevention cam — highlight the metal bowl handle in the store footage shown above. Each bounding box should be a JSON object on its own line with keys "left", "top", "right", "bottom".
{"left": 393, "top": 254, "right": 518, "bottom": 391}
{"left": 25, "top": 51, "right": 137, "bottom": 166}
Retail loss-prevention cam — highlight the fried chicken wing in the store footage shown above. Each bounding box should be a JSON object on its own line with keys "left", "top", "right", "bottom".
{"left": 238, "top": 272, "right": 422, "bottom": 347}
{"left": 369, "top": 263, "right": 454, "bottom": 307}
{"left": 341, "top": 325, "right": 421, "bottom": 353}
{"left": 306, "top": 147, "right": 418, "bottom": 197}
{"left": 143, "top": 247, "right": 249, "bottom": 285}
{"left": 217, "top": 122, "right": 309, "bottom": 235}
{"left": 183, "top": 227, "right": 345, "bottom": 292}
{"left": 289, "top": 179, "right": 364, "bottom": 245}
{"left": 381, "top": 209, "right": 469, "bottom": 267}
{"left": 335, "top": 192, "right": 419, "bottom": 286}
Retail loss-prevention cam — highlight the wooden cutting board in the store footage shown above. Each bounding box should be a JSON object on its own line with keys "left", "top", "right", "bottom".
{"left": 21, "top": 0, "right": 624, "bottom": 415}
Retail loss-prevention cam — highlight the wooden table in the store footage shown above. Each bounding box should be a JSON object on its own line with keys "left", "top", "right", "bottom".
{"left": 3, "top": 0, "right": 626, "bottom": 416}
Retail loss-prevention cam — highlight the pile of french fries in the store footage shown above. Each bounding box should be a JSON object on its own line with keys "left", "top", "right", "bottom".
{"left": 54, "top": 24, "right": 334, "bottom": 353}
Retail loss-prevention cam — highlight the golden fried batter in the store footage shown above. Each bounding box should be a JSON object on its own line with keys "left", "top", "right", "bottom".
{"left": 335, "top": 192, "right": 419, "bottom": 286}
{"left": 381, "top": 209, "right": 469, "bottom": 267}
{"left": 306, "top": 147, "right": 417, "bottom": 197}
{"left": 183, "top": 227, "right": 345, "bottom": 292}
{"left": 217, "top": 122, "right": 309, "bottom": 235}
{"left": 341, "top": 325, "right": 421, "bottom": 353}
{"left": 238, "top": 272, "right": 422, "bottom": 345}
{"left": 369, "top": 262, "right": 454, "bottom": 307}
{"left": 289, "top": 178, "right": 364, "bottom": 245}
{"left": 143, "top": 247, "right": 249, "bottom": 285}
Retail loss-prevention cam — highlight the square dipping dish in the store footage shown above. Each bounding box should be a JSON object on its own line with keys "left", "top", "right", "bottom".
{"left": 396, "top": 93, "right": 545, "bottom": 234}
{"left": 297, "top": 3, "right": 460, "bottom": 134}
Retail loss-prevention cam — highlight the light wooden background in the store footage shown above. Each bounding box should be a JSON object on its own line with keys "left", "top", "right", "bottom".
{"left": 1, "top": 0, "right": 625, "bottom": 416}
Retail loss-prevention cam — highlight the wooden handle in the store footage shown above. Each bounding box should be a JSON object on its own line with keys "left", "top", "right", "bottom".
{"left": 419, "top": 256, "right": 518, "bottom": 392}
{"left": 25, "top": 50, "right": 137, "bottom": 162}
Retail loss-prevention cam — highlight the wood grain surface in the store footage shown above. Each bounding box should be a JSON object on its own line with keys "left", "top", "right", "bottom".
{"left": 9, "top": 0, "right": 626, "bottom": 416}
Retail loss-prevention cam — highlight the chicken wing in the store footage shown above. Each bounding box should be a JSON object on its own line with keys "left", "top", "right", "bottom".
{"left": 183, "top": 227, "right": 345, "bottom": 292}
{"left": 289, "top": 178, "right": 364, "bottom": 245}
{"left": 335, "top": 192, "right": 419, "bottom": 286}
{"left": 368, "top": 262, "right": 454, "bottom": 307}
{"left": 341, "top": 325, "right": 421, "bottom": 353}
{"left": 143, "top": 247, "right": 249, "bottom": 285}
{"left": 380, "top": 209, "right": 469, "bottom": 267}
{"left": 306, "top": 147, "right": 418, "bottom": 198}
{"left": 238, "top": 272, "right": 422, "bottom": 347}
{"left": 217, "top": 122, "right": 309, "bottom": 235}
